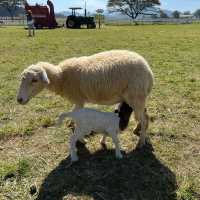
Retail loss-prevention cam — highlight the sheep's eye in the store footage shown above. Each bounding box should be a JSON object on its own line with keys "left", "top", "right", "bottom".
{"left": 32, "top": 79, "right": 38, "bottom": 83}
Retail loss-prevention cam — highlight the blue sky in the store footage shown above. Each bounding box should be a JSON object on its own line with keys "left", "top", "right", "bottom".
{"left": 29, "top": 0, "right": 200, "bottom": 13}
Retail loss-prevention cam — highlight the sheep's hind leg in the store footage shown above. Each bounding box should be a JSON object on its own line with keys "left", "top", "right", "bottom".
{"left": 134, "top": 106, "right": 148, "bottom": 149}
{"left": 125, "top": 94, "right": 148, "bottom": 148}
{"left": 133, "top": 108, "right": 149, "bottom": 136}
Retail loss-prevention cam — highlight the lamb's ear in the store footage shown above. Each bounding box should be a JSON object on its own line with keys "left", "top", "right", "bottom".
{"left": 40, "top": 70, "right": 50, "bottom": 84}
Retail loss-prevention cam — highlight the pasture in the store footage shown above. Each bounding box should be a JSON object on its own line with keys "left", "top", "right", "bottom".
{"left": 0, "top": 25, "right": 200, "bottom": 200}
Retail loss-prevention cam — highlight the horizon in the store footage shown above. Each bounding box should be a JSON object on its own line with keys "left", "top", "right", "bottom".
{"left": 28, "top": 0, "right": 200, "bottom": 13}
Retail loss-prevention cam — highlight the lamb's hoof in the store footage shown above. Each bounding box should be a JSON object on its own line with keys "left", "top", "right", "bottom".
{"left": 55, "top": 117, "right": 62, "bottom": 127}
{"left": 71, "top": 156, "right": 79, "bottom": 163}
{"left": 116, "top": 153, "right": 123, "bottom": 159}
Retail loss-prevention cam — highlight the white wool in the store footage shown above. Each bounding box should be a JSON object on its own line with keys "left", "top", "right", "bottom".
{"left": 17, "top": 50, "right": 154, "bottom": 148}
{"left": 57, "top": 108, "right": 122, "bottom": 162}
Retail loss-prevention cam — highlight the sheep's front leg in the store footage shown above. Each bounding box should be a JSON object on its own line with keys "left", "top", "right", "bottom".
{"left": 110, "top": 133, "right": 123, "bottom": 159}
{"left": 133, "top": 108, "right": 149, "bottom": 136}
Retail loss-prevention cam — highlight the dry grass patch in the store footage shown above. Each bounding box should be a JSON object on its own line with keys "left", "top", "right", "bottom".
{"left": 0, "top": 25, "right": 199, "bottom": 200}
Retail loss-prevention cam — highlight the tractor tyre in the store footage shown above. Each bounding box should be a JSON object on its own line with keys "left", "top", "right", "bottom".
{"left": 87, "top": 23, "right": 96, "bottom": 29}
{"left": 66, "top": 19, "right": 75, "bottom": 28}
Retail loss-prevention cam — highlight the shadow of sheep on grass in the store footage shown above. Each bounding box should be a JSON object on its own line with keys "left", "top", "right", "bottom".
{"left": 37, "top": 143, "right": 177, "bottom": 200}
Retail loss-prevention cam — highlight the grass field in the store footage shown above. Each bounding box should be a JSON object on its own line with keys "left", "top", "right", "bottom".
{"left": 0, "top": 25, "right": 200, "bottom": 200}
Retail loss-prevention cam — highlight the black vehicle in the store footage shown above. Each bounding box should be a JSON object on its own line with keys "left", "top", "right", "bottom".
{"left": 66, "top": 7, "right": 96, "bottom": 29}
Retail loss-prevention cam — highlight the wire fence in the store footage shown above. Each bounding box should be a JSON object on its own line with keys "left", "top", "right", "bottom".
{"left": 1, "top": 16, "right": 200, "bottom": 27}
{"left": 105, "top": 18, "right": 200, "bottom": 25}
{"left": 0, "top": 16, "right": 26, "bottom": 26}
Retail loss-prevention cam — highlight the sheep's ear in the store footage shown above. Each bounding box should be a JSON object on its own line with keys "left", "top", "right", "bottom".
{"left": 41, "top": 70, "right": 50, "bottom": 84}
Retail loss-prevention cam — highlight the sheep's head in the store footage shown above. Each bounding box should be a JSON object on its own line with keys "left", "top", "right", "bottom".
{"left": 17, "top": 64, "right": 50, "bottom": 105}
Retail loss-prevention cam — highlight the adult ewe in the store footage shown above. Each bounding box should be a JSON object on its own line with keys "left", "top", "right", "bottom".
{"left": 17, "top": 50, "right": 154, "bottom": 148}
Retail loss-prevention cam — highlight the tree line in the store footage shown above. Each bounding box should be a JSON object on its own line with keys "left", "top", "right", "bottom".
{"left": 107, "top": 0, "right": 200, "bottom": 19}
{"left": 0, "top": 0, "right": 25, "bottom": 19}
{"left": 1, "top": 0, "right": 200, "bottom": 20}
{"left": 160, "top": 10, "right": 200, "bottom": 19}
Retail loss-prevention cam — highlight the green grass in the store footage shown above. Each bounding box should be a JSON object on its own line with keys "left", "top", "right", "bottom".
{"left": 0, "top": 25, "right": 200, "bottom": 200}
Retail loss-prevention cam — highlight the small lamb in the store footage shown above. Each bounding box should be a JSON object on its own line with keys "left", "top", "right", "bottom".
{"left": 57, "top": 108, "right": 123, "bottom": 162}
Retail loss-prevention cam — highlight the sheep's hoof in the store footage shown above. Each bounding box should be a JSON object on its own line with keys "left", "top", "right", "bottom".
{"left": 67, "top": 120, "right": 75, "bottom": 128}
{"left": 100, "top": 142, "right": 107, "bottom": 150}
{"left": 133, "top": 124, "right": 141, "bottom": 136}
{"left": 136, "top": 140, "right": 146, "bottom": 149}
{"left": 138, "top": 138, "right": 154, "bottom": 151}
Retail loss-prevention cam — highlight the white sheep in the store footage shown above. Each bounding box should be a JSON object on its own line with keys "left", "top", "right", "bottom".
{"left": 57, "top": 108, "right": 122, "bottom": 162}
{"left": 17, "top": 50, "right": 154, "bottom": 148}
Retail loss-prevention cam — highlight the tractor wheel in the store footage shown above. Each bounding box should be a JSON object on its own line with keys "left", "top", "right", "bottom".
{"left": 66, "top": 19, "right": 75, "bottom": 28}
{"left": 87, "top": 23, "right": 96, "bottom": 29}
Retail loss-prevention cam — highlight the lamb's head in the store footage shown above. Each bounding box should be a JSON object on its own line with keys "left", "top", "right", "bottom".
{"left": 17, "top": 64, "right": 50, "bottom": 105}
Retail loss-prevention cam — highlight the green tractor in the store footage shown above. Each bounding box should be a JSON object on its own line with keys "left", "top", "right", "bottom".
{"left": 66, "top": 7, "right": 96, "bottom": 29}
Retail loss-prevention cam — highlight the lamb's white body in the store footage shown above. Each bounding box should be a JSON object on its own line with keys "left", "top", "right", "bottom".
{"left": 57, "top": 108, "right": 122, "bottom": 162}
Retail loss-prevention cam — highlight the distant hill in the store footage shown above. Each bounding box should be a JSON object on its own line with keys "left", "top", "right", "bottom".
{"left": 57, "top": 11, "right": 71, "bottom": 17}
{"left": 104, "top": 12, "right": 130, "bottom": 21}
{"left": 104, "top": 9, "right": 175, "bottom": 21}
{"left": 55, "top": 9, "right": 174, "bottom": 21}
{"left": 56, "top": 10, "right": 131, "bottom": 21}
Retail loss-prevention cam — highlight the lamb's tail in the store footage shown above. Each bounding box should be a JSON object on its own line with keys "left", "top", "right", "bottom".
{"left": 56, "top": 111, "right": 73, "bottom": 126}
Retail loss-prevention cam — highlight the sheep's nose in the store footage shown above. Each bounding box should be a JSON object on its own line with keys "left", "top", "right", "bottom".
{"left": 17, "top": 98, "right": 23, "bottom": 104}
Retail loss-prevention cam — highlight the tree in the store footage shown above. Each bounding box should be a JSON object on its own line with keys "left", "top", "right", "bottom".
{"left": 172, "top": 10, "right": 180, "bottom": 19}
{"left": 96, "top": 9, "right": 104, "bottom": 29}
{"left": 183, "top": 11, "right": 191, "bottom": 15}
{"left": 107, "top": 0, "right": 160, "bottom": 20}
{"left": 194, "top": 9, "right": 200, "bottom": 19}
{"left": 0, "top": 0, "right": 25, "bottom": 19}
{"left": 160, "top": 10, "right": 168, "bottom": 18}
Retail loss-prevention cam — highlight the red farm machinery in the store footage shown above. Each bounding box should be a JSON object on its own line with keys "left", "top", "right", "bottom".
{"left": 24, "top": 0, "right": 58, "bottom": 29}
